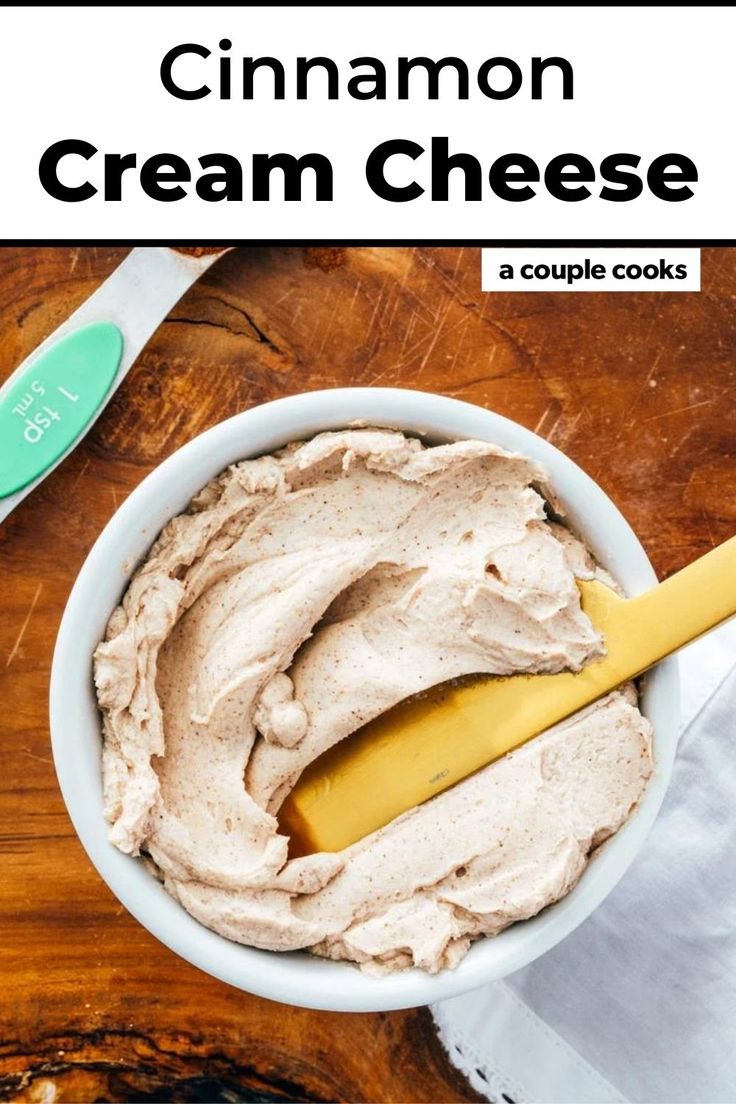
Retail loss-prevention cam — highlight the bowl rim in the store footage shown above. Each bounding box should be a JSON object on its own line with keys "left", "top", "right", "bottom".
{"left": 50, "top": 387, "right": 680, "bottom": 1012}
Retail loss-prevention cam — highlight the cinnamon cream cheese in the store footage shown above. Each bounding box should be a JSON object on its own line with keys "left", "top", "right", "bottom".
{"left": 94, "top": 429, "right": 653, "bottom": 974}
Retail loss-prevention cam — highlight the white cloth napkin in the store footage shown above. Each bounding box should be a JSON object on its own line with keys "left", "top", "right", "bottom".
{"left": 432, "top": 620, "right": 736, "bottom": 1104}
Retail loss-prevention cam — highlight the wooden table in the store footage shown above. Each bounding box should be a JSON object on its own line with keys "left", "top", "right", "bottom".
{"left": 1, "top": 246, "right": 734, "bottom": 1103}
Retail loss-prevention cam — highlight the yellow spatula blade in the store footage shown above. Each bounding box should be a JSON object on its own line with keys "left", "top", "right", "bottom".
{"left": 279, "top": 535, "right": 736, "bottom": 856}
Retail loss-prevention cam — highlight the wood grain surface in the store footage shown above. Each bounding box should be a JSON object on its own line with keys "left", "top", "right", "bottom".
{"left": 1, "top": 246, "right": 734, "bottom": 1103}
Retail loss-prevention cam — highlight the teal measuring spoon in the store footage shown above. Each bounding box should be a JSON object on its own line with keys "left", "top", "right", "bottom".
{"left": 0, "top": 247, "right": 229, "bottom": 523}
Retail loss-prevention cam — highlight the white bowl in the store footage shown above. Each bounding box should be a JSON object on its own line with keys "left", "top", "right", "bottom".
{"left": 50, "top": 388, "right": 679, "bottom": 1012}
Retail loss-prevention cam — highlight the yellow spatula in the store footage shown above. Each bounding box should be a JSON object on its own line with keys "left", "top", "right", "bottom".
{"left": 280, "top": 534, "right": 736, "bottom": 856}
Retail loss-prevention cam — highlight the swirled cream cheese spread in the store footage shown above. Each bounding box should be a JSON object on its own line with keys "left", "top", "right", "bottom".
{"left": 94, "top": 430, "right": 653, "bottom": 974}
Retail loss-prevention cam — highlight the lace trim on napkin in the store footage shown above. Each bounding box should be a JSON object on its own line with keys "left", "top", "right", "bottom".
{"left": 433, "top": 998, "right": 526, "bottom": 1102}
